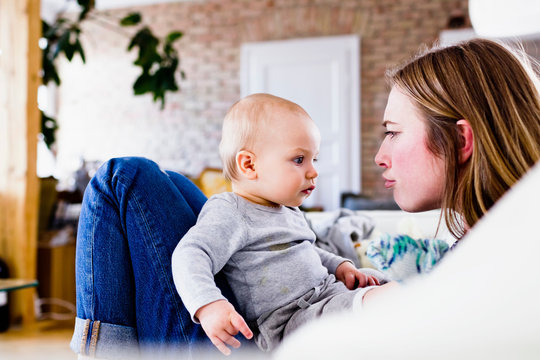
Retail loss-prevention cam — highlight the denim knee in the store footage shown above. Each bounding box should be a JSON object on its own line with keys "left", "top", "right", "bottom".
{"left": 75, "top": 156, "right": 208, "bottom": 352}
{"left": 99, "top": 157, "right": 162, "bottom": 182}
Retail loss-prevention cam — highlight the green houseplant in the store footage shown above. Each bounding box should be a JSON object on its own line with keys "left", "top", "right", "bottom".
{"left": 41, "top": 0, "right": 184, "bottom": 149}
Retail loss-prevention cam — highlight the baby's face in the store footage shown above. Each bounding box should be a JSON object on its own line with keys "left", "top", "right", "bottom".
{"left": 248, "top": 108, "right": 320, "bottom": 208}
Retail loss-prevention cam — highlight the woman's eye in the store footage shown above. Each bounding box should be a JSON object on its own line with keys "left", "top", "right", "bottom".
{"left": 384, "top": 131, "right": 397, "bottom": 138}
{"left": 293, "top": 156, "right": 304, "bottom": 164}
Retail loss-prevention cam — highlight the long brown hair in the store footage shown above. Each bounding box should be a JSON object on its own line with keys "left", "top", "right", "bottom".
{"left": 387, "top": 38, "right": 540, "bottom": 239}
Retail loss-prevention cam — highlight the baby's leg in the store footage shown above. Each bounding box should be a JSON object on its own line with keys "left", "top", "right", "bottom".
{"left": 284, "top": 276, "right": 360, "bottom": 337}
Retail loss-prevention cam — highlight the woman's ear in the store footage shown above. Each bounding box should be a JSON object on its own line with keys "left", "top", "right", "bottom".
{"left": 236, "top": 150, "right": 257, "bottom": 180}
{"left": 457, "top": 119, "right": 474, "bottom": 164}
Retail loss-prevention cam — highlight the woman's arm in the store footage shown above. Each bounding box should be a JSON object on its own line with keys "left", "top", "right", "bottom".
{"left": 361, "top": 281, "right": 401, "bottom": 307}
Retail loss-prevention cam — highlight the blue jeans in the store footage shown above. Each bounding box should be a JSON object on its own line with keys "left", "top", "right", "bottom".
{"left": 70, "top": 157, "right": 240, "bottom": 358}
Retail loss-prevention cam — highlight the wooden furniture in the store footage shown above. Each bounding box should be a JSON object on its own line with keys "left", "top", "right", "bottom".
{"left": 0, "top": 0, "right": 42, "bottom": 324}
{"left": 37, "top": 236, "right": 76, "bottom": 308}
{"left": 191, "top": 168, "right": 232, "bottom": 197}
{"left": 0, "top": 279, "right": 38, "bottom": 293}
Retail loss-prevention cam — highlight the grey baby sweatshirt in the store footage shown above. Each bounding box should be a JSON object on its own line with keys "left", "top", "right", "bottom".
{"left": 172, "top": 192, "right": 348, "bottom": 322}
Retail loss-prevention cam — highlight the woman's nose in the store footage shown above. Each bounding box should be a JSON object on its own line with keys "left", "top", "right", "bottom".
{"left": 374, "top": 146, "right": 389, "bottom": 168}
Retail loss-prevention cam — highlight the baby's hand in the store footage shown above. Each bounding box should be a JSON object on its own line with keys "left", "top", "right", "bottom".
{"left": 335, "top": 261, "right": 380, "bottom": 289}
{"left": 196, "top": 300, "right": 253, "bottom": 356}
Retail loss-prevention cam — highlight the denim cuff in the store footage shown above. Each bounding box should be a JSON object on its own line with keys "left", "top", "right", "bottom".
{"left": 71, "top": 317, "right": 139, "bottom": 359}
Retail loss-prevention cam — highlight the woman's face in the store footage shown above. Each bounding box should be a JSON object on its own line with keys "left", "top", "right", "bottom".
{"left": 374, "top": 86, "right": 446, "bottom": 212}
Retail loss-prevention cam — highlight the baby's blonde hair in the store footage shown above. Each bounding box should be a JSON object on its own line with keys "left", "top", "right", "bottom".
{"left": 219, "top": 93, "right": 308, "bottom": 181}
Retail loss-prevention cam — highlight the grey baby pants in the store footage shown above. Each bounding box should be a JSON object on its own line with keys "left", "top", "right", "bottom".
{"left": 253, "top": 274, "right": 360, "bottom": 352}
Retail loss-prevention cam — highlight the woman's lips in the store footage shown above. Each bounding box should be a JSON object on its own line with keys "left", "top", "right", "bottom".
{"left": 384, "top": 180, "right": 396, "bottom": 189}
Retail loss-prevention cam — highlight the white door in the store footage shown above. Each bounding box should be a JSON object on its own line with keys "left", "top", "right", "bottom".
{"left": 241, "top": 35, "right": 361, "bottom": 211}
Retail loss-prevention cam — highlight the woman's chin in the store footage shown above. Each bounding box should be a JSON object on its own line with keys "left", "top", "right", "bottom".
{"left": 397, "top": 201, "right": 438, "bottom": 213}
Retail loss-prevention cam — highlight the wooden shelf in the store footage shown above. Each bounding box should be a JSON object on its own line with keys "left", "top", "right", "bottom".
{"left": 0, "top": 279, "right": 38, "bottom": 292}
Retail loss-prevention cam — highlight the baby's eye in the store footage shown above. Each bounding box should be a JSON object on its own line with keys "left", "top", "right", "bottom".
{"left": 293, "top": 156, "right": 304, "bottom": 164}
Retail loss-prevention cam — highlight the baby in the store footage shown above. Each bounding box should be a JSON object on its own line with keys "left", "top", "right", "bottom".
{"left": 172, "top": 93, "right": 385, "bottom": 355}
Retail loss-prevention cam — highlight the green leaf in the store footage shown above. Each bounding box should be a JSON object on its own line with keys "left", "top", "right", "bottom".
{"left": 155, "top": 66, "right": 179, "bottom": 92}
{"left": 135, "top": 46, "right": 161, "bottom": 70}
{"left": 120, "top": 12, "right": 142, "bottom": 26}
{"left": 163, "top": 42, "right": 173, "bottom": 57}
{"left": 42, "top": 21, "right": 59, "bottom": 42}
{"left": 42, "top": 52, "right": 61, "bottom": 86}
{"left": 128, "top": 28, "right": 161, "bottom": 71}
{"left": 63, "top": 43, "right": 76, "bottom": 61}
{"left": 133, "top": 71, "right": 155, "bottom": 95}
{"left": 77, "top": 0, "right": 95, "bottom": 21}
{"left": 40, "top": 111, "right": 59, "bottom": 149}
{"left": 54, "top": 31, "right": 70, "bottom": 59}
{"left": 77, "top": 0, "right": 94, "bottom": 7}
{"left": 129, "top": 28, "right": 158, "bottom": 50}
{"left": 75, "top": 38, "right": 86, "bottom": 63}
{"left": 166, "top": 31, "right": 183, "bottom": 43}
{"left": 42, "top": 20, "right": 51, "bottom": 35}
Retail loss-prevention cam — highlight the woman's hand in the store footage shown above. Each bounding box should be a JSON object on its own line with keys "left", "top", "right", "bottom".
{"left": 196, "top": 300, "right": 253, "bottom": 356}
{"left": 335, "top": 261, "right": 380, "bottom": 289}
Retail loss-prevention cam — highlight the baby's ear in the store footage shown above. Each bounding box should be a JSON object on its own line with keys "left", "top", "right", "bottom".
{"left": 236, "top": 150, "right": 257, "bottom": 180}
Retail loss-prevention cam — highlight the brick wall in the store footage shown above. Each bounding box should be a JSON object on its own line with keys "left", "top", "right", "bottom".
{"left": 55, "top": 0, "right": 469, "bottom": 199}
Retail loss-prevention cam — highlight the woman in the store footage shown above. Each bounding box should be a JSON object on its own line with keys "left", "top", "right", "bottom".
{"left": 274, "top": 38, "right": 540, "bottom": 358}
{"left": 362, "top": 38, "right": 540, "bottom": 304}
{"left": 71, "top": 38, "right": 540, "bottom": 358}
{"left": 376, "top": 38, "right": 540, "bottom": 240}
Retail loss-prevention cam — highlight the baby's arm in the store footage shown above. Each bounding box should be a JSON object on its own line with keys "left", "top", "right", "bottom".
{"left": 196, "top": 300, "right": 253, "bottom": 356}
{"left": 172, "top": 197, "right": 250, "bottom": 354}
{"left": 335, "top": 261, "right": 380, "bottom": 289}
{"left": 314, "top": 247, "right": 386, "bottom": 288}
